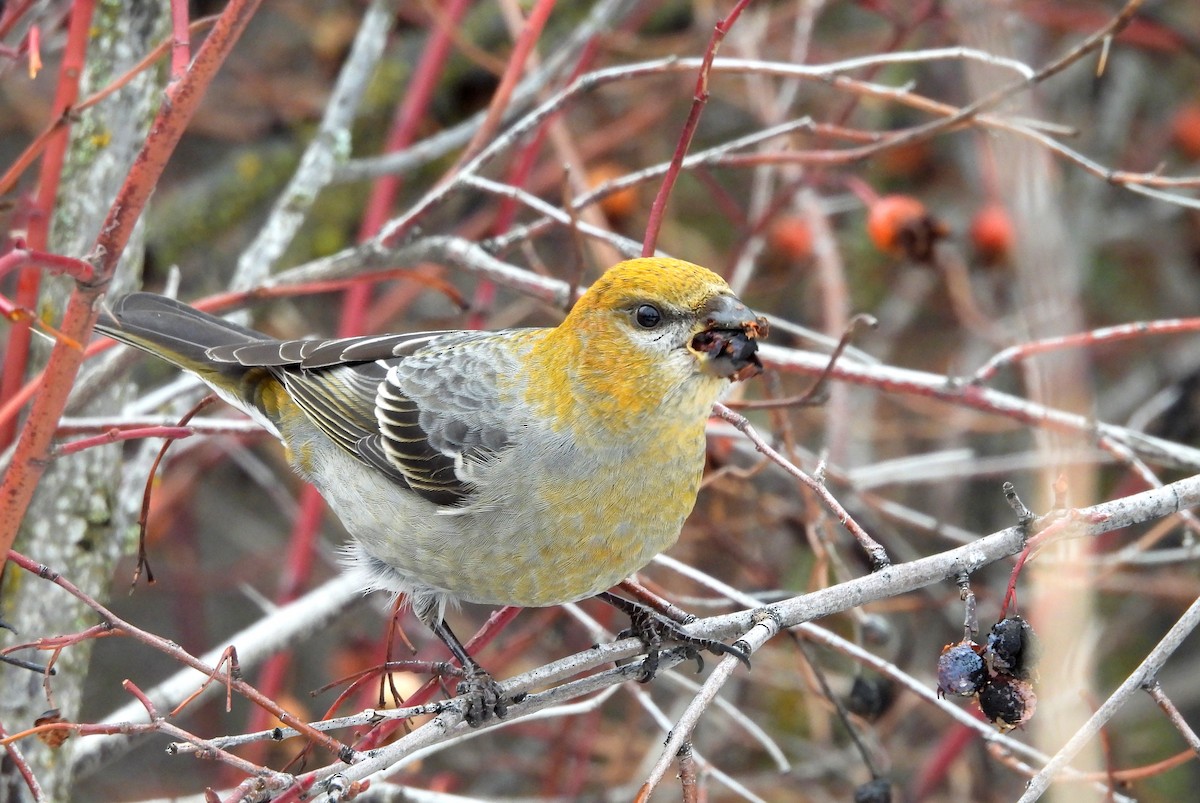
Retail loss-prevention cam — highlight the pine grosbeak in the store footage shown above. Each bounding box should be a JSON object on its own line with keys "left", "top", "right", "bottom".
{"left": 95, "top": 257, "right": 767, "bottom": 723}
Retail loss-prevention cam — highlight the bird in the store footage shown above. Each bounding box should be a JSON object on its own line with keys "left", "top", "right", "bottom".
{"left": 93, "top": 257, "right": 767, "bottom": 724}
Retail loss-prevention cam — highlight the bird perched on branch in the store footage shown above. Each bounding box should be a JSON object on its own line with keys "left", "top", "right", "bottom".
{"left": 95, "top": 257, "right": 767, "bottom": 724}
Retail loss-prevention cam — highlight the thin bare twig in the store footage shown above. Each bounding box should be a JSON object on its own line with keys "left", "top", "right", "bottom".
{"left": 714, "top": 402, "right": 891, "bottom": 570}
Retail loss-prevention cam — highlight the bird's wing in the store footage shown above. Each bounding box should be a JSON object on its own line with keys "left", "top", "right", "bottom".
{"left": 205, "top": 330, "right": 523, "bottom": 507}
{"left": 375, "top": 331, "right": 527, "bottom": 506}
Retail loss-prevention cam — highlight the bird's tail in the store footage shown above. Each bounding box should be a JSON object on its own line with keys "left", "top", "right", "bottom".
{"left": 94, "top": 293, "right": 289, "bottom": 431}
{"left": 95, "top": 293, "right": 266, "bottom": 375}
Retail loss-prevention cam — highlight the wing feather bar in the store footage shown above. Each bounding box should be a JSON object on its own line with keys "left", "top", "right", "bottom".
{"left": 375, "top": 375, "right": 469, "bottom": 502}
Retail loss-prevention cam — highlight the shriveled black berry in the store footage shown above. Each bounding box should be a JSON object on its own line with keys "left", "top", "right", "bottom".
{"left": 846, "top": 674, "right": 896, "bottom": 721}
{"left": 985, "top": 616, "right": 1042, "bottom": 680}
{"left": 978, "top": 675, "right": 1037, "bottom": 731}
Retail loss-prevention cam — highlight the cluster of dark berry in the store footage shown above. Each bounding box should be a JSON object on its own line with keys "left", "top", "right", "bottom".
{"left": 937, "top": 616, "right": 1041, "bottom": 730}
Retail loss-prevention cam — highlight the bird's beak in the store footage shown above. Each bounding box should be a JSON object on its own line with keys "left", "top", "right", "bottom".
{"left": 691, "top": 294, "right": 769, "bottom": 382}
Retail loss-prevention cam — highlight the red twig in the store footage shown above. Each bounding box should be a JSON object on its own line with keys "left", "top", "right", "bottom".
{"left": 50, "top": 425, "right": 194, "bottom": 458}
{"left": 239, "top": 490, "right": 325, "bottom": 768}
{"left": 4, "top": 2, "right": 219, "bottom": 193}
{"left": 0, "top": 115, "right": 69, "bottom": 197}
{"left": 171, "top": 647, "right": 240, "bottom": 717}
{"left": 0, "top": 0, "right": 265, "bottom": 568}
{"left": 0, "top": 720, "right": 44, "bottom": 801}
{"left": 350, "top": 606, "right": 522, "bottom": 749}
{"left": 0, "top": 0, "right": 38, "bottom": 40}
{"left": 641, "top": 0, "right": 752, "bottom": 256}
{"left": 0, "top": 623, "right": 117, "bottom": 658}
{"left": 132, "top": 395, "right": 216, "bottom": 588}
{"left": 454, "top": 0, "right": 558, "bottom": 169}
{"left": 122, "top": 679, "right": 160, "bottom": 719}
{"left": 677, "top": 741, "right": 699, "bottom": 803}
{"left": 998, "top": 509, "right": 1106, "bottom": 618}
{"left": 341, "top": 0, "right": 471, "bottom": 333}
{"left": 0, "top": 247, "right": 97, "bottom": 284}
{"left": 0, "top": 296, "right": 80, "bottom": 352}
{"left": 168, "top": 0, "right": 191, "bottom": 82}
{"left": 203, "top": 268, "right": 469, "bottom": 317}
{"left": 4, "top": 548, "right": 354, "bottom": 764}
{"left": 843, "top": 174, "right": 881, "bottom": 207}
{"left": 269, "top": 608, "right": 525, "bottom": 802}
{"left": 468, "top": 19, "right": 607, "bottom": 329}
{"left": 74, "top": 16, "right": 219, "bottom": 115}
{"left": 0, "top": 0, "right": 95, "bottom": 448}
{"left": 24, "top": 24, "right": 40, "bottom": 77}
{"left": 1144, "top": 681, "right": 1200, "bottom": 754}
{"left": 313, "top": 661, "right": 456, "bottom": 717}
{"left": 909, "top": 720, "right": 980, "bottom": 800}
{"left": 378, "top": 0, "right": 559, "bottom": 251}
{"left": 2, "top": 679, "right": 291, "bottom": 787}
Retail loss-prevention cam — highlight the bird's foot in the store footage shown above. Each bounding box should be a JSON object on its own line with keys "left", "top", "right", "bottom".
{"left": 602, "top": 593, "right": 750, "bottom": 682}
{"left": 427, "top": 616, "right": 511, "bottom": 726}
{"left": 454, "top": 665, "right": 508, "bottom": 727}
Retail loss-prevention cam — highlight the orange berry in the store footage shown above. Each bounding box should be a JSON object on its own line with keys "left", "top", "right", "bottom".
{"left": 970, "top": 203, "right": 1014, "bottom": 264}
{"left": 866, "top": 194, "right": 944, "bottom": 261}
{"left": 767, "top": 215, "right": 814, "bottom": 260}
{"left": 586, "top": 162, "right": 638, "bottom": 220}
{"left": 33, "top": 710, "right": 70, "bottom": 748}
{"left": 1172, "top": 103, "right": 1200, "bottom": 160}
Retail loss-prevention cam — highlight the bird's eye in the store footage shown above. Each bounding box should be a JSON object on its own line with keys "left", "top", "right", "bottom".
{"left": 634, "top": 304, "right": 662, "bottom": 329}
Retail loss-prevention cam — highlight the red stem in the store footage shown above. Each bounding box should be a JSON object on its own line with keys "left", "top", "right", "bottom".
{"left": 270, "top": 607, "right": 524, "bottom": 802}
{"left": 26, "top": 23, "right": 40, "bottom": 77}
{"left": 340, "top": 0, "right": 475, "bottom": 335}
{"left": 641, "top": 0, "right": 752, "bottom": 257}
{"left": 0, "top": 0, "right": 37, "bottom": 40}
{"left": 0, "top": 0, "right": 95, "bottom": 448}
{"left": 455, "top": 0, "right": 558, "bottom": 167}
{"left": 0, "top": 248, "right": 97, "bottom": 283}
{"left": 468, "top": 31, "right": 604, "bottom": 329}
{"left": 843, "top": 174, "right": 881, "bottom": 207}
{"left": 121, "top": 679, "right": 160, "bottom": 719}
{"left": 355, "top": 606, "right": 521, "bottom": 747}
{"left": 168, "top": 0, "right": 191, "bottom": 81}
{"left": 0, "top": 16, "right": 224, "bottom": 199}
{"left": 0, "top": 720, "right": 43, "bottom": 800}
{"left": 5, "top": 548, "right": 352, "bottom": 765}
{"left": 0, "top": 0, "right": 266, "bottom": 574}
{"left": 51, "top": 426, "right": 194, "bottom": 457}
{"left": 238, "top": 489, "right": 326, "bottom": 767}
{"left": 465, "top": 128, "right": 550, "bottom": 329}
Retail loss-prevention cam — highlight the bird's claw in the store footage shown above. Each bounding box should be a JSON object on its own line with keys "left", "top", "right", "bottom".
{"left": 618, "top": 606, "right": 751, "bottom": 683}
{"left": 456, "top": 667, "right": 507, "bottom": 727}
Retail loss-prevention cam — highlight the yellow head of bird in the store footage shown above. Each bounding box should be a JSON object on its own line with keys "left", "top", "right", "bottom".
{"left": 563, "top": 257, "right": 768, "bottom": 383}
